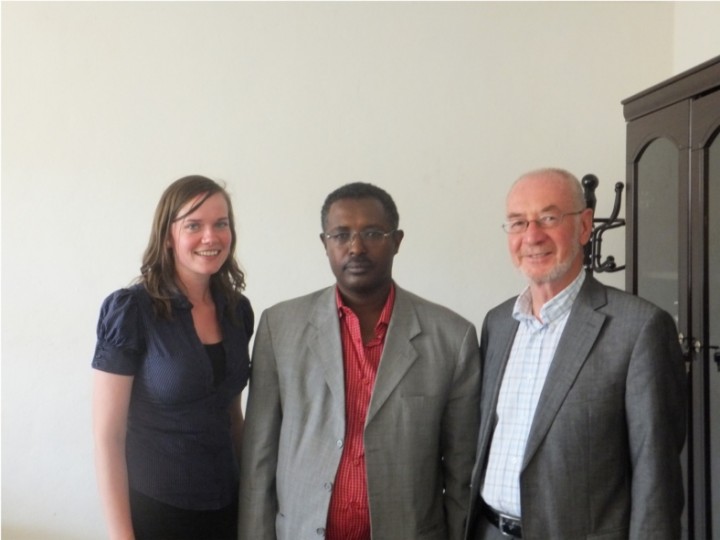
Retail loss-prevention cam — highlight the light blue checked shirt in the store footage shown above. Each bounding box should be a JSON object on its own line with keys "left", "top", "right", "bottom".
{"left": 481, "top": 270, "right": 586, "bottom": 518}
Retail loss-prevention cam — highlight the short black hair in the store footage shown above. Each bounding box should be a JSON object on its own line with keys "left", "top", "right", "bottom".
{"left": 321, "top": 182, "right": 400, "bottom": 231}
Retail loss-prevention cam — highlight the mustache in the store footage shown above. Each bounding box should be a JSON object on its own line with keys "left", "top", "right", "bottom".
{"left": 344, "top": 254, "right": 372, "bottom": 268}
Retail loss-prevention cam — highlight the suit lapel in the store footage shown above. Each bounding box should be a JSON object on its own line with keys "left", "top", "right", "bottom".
{"left": 365, "top": 287, "right": 420, "bottom": 425}
{"left": 522, "top": 276, "right": 608, "bottom": 468}
{"left": 471, "top": 311, "right": 519, "bottom": 491}
{"left": 307, "top": 287, "right": 346, "bottom": 418}
{"left": 479, "top": 316, "right": 519, "bottom": 459}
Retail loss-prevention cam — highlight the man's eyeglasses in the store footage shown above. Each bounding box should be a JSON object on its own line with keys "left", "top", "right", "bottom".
{"left": 322, "top": 229, "right": 397, "bottom": 246}
{"left": 502, "top": 210, "right": 584, "bottom": 234}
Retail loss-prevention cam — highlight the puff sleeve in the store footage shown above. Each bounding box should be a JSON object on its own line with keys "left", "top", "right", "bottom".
{"left": 91, "top": 288, "right": 145, "bottom": 375}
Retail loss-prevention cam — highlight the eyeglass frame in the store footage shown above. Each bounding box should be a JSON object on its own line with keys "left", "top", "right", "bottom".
{"left": 501, "top": 209, "right": 585, "bottom": 234}
{"left": 321, "top": 228, "right": 399, "bottom": 246}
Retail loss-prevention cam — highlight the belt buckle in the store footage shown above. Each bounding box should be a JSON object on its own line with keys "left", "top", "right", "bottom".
{"left": 497, "top": 512, "right": 520, "bottom": 538}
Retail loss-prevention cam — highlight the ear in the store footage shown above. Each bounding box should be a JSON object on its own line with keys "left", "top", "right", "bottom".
{"left": 579, "top": 208, "right": 593, "bottom": 246}
{"left": 392, "top": 230, "right": 405, "bottom": 253}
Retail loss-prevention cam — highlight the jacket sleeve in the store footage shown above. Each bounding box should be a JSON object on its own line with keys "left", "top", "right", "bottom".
{"left": 626, "top": 308, "right": 686, "bottom": 539}
{"left": 442, "top": 322, "right": 481, "bottom": 540}
{"left": 238, "top": 310, "right": 281, "bottom": 539}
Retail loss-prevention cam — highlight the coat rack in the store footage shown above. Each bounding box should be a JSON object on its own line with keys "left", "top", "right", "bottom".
{"left": 582, "top": 174, "right": 626, "bottom": 274}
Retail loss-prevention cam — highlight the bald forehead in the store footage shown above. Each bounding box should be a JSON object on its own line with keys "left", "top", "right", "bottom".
{"left": 507, "top": 172, "right": 584, "bottom": 210}
{"left": 512, "top": 170, "right": 573, "bottom": 191}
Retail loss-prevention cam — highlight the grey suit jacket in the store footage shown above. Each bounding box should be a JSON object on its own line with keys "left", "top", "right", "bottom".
{"left": 239, "top": 285, "right": 481, "bottom": 540}
{"left": 466, "top": 275, "right": 686, "bottom": 540}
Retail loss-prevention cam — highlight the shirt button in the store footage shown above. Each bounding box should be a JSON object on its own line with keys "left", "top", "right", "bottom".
{"left": 323, "top": 482, "right": 333, "bottom": 491}
{"left": 316, "top": 527, "right": 326, "bottom": 536}
{"left": 336, "top": 439, "right": 343, "bottom": 448}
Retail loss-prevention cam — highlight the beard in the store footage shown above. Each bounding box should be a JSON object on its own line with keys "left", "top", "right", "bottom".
{"left": 528, "top": 244, "right": 579, "bottom": 283}
{"left": 520, "top": 226, "right": 583, "bottom": 285}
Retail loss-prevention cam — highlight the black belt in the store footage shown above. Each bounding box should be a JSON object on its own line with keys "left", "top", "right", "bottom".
{"left": 480, "top": 498, "right": 523, "bottom": 538}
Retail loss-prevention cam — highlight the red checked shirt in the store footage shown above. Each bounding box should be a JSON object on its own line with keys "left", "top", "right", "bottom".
{"left": 325, "top": 285, "right": 396, "bottom": 540}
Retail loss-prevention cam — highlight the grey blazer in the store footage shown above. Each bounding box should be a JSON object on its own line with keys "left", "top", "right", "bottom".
{"left": 466, "top": 275, "right": 686, "bottom": 540}
{"left": 239, "top": 285, "right": 481, "bottom": 540}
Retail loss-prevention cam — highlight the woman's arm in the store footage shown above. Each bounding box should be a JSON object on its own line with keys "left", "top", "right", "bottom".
{"left": 93, "top": 370, "right": 135, "bottom": 540}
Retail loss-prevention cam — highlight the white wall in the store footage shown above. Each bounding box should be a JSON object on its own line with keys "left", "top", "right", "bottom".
{"left": 2, "top": 2, "right": 714, "bottom": 538}
{"left": 674, "top": 2, "right": 720, "bottom": 73}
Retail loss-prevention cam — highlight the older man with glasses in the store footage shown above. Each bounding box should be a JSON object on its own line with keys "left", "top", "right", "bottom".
{"left": 465, "top": 168, "right": 686, "bottom": 540}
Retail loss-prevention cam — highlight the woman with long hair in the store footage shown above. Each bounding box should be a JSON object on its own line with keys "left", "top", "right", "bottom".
{"left": 92, "top": 175, "right": 252, "bottom": 540}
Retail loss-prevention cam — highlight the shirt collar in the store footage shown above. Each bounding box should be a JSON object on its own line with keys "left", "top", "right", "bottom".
{"left": 513, "top": 270, "right": 586, "bottom": 325}
{"left": 336, "top": 283, "right": 396, "bottom": 331}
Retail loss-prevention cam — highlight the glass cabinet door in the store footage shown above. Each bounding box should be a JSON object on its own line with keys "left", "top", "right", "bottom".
{"left": 707, "top": 128, "right": 720, "bottom": 540}
{"left": 690, "top": 89, "right": 720, "bottom": 540}
{"left": 626, "top": 100, "right": 690, "bottom": 336}
{"left": 626, "top": 98, "right": 691, "bottom": 539}
{"left": 635, "top": 137, "right": 680, "bottom": 322}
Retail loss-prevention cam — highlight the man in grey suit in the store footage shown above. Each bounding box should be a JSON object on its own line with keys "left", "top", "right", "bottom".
{"left": 239, "top": 182, "right": 480, "bottom": 540}
{"left": 466, "top": 168, "right": 686, "bottom": 540}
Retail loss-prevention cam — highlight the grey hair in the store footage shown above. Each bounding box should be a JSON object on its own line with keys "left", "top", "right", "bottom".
{"left": 514, "top": 167, "right": 586, "bottom": 210}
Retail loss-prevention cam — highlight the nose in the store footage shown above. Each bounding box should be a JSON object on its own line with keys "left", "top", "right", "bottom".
{"left": 522, "top": 220, "right": 547, "bottom": 242}
{"left": 202, "top": 225, "right": 218, "bottom": 243}
{"left": 348, "top": 232, "right": 367, "bottom": 253}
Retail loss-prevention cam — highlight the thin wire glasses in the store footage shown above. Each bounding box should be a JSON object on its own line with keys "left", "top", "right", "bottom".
{"left": 322, "top": 229, "right": 397, "bottom": 247}
{"left": 502, "top": 210, "right": 584, "bottom": 234}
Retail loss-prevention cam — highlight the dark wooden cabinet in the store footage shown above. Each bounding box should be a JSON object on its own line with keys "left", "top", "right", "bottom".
{"left": 623, "top": 56, "right": 720, "bottom": 540}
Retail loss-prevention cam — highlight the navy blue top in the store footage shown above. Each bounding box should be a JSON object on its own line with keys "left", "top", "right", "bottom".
{"left": 92, "top": 283, "right": 253, "bottom": 510}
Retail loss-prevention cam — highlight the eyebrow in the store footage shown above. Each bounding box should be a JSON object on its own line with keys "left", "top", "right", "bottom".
{"left": 181, "top": 216, "right": 229, "bottom": 223}
{"left": 327, "top": 224, "right": 385, "bottom": 231}
{"left": 506, "top": 204, "right": 562, "bottom": 218}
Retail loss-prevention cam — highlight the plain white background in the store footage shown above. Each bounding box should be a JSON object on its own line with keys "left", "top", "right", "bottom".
{"left": 3, "top": 2, "right": 719, "bottom": 538}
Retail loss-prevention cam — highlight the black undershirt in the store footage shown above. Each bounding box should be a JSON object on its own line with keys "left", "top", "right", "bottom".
{"left": 204, "top": 342, "right": 226, "bottom": 387}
